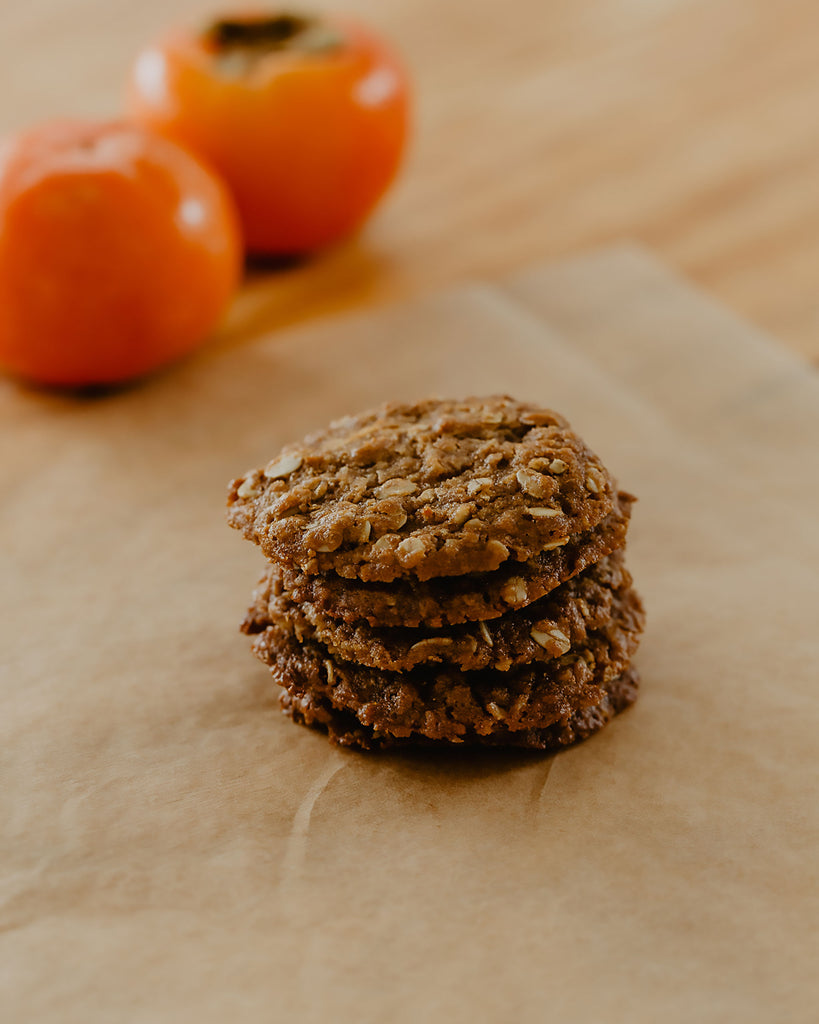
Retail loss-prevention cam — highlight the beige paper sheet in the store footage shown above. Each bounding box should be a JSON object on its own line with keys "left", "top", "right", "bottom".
{"left": 2, "top": 246, "right": 817, "bottom": 1023}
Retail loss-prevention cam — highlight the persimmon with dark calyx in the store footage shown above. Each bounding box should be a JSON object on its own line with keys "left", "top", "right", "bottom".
{"left": 0, "top": 120, "right": 241, "bottom": 389}
{"left": 127, "top": 10, "right": 410, "bottom": 255}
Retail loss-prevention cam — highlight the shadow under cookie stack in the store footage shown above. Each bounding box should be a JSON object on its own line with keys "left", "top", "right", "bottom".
{"left": 228, "top": 397, "right": 645, "bottom": 751}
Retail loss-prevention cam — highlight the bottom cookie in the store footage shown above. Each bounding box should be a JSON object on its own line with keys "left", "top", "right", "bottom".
{"left": 278, "top": 666, "right": 639, "bottom": 751}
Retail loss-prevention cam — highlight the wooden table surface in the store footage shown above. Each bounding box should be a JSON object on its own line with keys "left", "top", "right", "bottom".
{"left": 4, "top": 0, "right": 819, "bottom": 365}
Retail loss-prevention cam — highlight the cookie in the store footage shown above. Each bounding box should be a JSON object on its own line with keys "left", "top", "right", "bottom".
{"left": 280, "top": 666, "right": 640, "bottom": 751}
{"left": 227, "top": 396, "right": 617, "bottom": 582}
{"left": 264, "top": 494, "right": 633, "bottom": 629}
{"left": 244, "top": 551, "right": 632, "bottom": 674}
{"left": 250, "top": 585, "right": 644, "bottom": 746}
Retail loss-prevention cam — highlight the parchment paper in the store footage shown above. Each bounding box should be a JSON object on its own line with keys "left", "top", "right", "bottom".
{"left": 2, "top": 246, "right": 817, "bottom": 1023}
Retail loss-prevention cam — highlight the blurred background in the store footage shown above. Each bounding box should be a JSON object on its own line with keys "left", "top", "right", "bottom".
{"left": 5, "top": 0, "right": 819, "bottom": 363}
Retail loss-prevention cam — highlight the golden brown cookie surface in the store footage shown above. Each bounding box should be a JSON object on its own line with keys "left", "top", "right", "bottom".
{"left": 227, "top": 396, "right": 616, "bottom": 582}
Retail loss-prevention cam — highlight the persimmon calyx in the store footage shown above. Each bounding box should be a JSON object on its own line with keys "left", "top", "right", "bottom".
{"left": 205, "top": 13, "right": 343, "bottom": 68}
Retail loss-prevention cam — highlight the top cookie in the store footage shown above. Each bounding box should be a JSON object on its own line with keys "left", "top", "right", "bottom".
{"left": 227, "top": 396, "right": 616, "bottom": 583}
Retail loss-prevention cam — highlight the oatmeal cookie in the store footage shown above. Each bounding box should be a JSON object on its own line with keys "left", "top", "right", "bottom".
{"left": 244, "top": 552, "right": 632, "bottom": 674}
{"left": 264, "top": 494, "right": 633, "bottom": 629}
{"left": 227, "top": 396, "right": 617, "bottom": 582}
{"left": 280, "top": 666, "right": 640, "bottom": 751}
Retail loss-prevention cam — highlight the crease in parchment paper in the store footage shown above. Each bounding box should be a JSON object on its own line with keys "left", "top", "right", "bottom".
{"left": 278, "top": 758, "right": 347, "bottom": 899}
{"left": 529, "top": 757, "right": 555, "bottom": 816}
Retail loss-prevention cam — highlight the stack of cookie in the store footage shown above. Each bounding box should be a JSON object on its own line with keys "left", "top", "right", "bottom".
{"left": 227, "top": 397, "right": 644, "bottom": 750}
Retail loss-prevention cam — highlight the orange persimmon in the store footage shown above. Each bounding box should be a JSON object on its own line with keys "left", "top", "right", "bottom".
{"left": 0, "top": 120, "right": 241, "bottom": 388}
{"left": 127, "top": 11, "right": 410, "bottom": 255}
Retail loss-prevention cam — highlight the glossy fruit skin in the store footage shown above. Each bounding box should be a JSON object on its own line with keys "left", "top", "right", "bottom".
{"left": 0, "top": 120, "right": 241, "bottom": 387}
{"left": 127, "top": 15, "right": 410, "bottom": 254}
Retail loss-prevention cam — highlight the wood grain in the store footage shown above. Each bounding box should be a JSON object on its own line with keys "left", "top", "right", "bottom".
{"left": 3, "top": 0, "right": 819, "bottom": 364}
